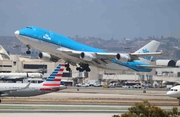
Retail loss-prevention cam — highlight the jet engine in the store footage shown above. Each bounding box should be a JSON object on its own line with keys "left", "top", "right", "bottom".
{"left": 38, "top": 52, "right": 59, "bottom": 62}
{"left": 80, "top": 52, "right": 95, "bottom": 61}
{"left": 116, "top": 53, "right": 130, "bottom": 62}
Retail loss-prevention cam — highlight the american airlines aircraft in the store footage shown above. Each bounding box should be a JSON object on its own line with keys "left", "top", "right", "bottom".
{"left": 0, "top": 64, "right": 67, "bottom": 103}
{"left": 14, "top": 26, "right": 166, "bottom": 72}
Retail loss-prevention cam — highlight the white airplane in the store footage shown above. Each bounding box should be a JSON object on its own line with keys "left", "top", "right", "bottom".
{"left": 14, "top": 26, "right": 168, "bottom": 72}
{"left": 0, "top": 64, "right": 67, "bottom": 103}
{"left": 167, "top": 85, "right": 180, "bottom": 98}
{"left": 0, "top": 73, "right": 42, "bottom": 79}
{"left": 166, "top": 85, "right": 180, "bottom": 105}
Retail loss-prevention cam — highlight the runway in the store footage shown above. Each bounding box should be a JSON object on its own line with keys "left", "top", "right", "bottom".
{"left": 2, "top": 87, "right": 176, "bottom": 105}
{"left": 0, "top": 87, "right": 178, "bottom": 117}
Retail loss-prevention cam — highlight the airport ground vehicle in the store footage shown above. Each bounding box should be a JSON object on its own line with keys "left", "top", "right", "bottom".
{"left": 123, "top": 82, "right": 141, "bottom": 89}
{"left": 76, "top": 83, "right": 89, "bottom": 87}
{"left": 133, "top": 84, "right": 142, "bottom": 89}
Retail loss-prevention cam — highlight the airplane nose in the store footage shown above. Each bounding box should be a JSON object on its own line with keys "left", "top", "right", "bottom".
{"left": 166, "top": 91, "right": 170, "bottom": 96}
{"left": 14, "top": 30, "right": 19, "bottom": 35}
{"left": 166, "top": 91, "right": 173, "bottom": 97}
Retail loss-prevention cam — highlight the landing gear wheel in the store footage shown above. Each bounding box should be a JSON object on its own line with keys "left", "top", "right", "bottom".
{"left": 76, "top": 67, "right": 80, "bottom": 71}
{"left": 66, "top": 67, "right": 71, "bottom": 72}
{"left": 65, "top": 63, "right": 71, "bottom": 72}
{"left": 0, "top": 99, "right": 2, "bottom": 103}
{"left": 26, "top": 50, "right": 31, "bottom": 54}
{"left": 86, "top": 68, "right": 91, "bottom": 72}
{"left": 79, "top": 68, "right": 84, "bottom": 72}
{"left": 26, "top": 45, "right": 31, "bottom": 54}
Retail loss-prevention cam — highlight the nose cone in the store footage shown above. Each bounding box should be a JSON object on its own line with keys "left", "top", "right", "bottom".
{"left": 166, "top": 91, "right": 171, "bottom": 96}
{"left": 14, "top": 30, "right": 19, "bottom": 35}
{"left": 166, "top": 91, "right": 177, "bottom": 98}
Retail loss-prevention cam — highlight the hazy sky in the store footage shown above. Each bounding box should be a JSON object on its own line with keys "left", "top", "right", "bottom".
{"left": 0, "top": 0, "right": 180, "bottom": 39}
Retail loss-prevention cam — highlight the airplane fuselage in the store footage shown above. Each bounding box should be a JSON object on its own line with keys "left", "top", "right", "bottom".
{"left": 0, "top": 83, "right": 64, "bottom": 97}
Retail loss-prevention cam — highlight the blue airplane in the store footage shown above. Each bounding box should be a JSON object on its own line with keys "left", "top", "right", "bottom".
{"left": 15, "top": 26, "right": 165, "bottom": 72}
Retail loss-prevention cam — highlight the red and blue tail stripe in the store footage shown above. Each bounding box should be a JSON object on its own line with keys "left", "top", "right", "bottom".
{"left": 42, "top": 64, "right": 65, "bottom": 87}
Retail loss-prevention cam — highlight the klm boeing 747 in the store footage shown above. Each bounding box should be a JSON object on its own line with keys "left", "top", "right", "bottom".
{"left": 15, "top": 26, "right": 165, "bottom": 72}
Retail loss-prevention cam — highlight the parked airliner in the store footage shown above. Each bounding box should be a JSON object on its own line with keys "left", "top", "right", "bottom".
{"left": 0, "top": 64, "right": 67, "bottom": 103}
{"left": 0, "top": 72, "right": 42, "bottom": 79}
{"left": 15, "top": 26, "right": 166, "bottom": 72}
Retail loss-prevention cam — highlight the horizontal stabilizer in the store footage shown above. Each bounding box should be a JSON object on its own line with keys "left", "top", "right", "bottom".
{"left": 130, "top": 51, "right": 164, "bottom": 57}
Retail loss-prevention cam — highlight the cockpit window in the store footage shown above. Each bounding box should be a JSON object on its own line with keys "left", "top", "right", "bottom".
{"left": 26, "top": 27, "right": 32, "bottom": 29}
{"left": 174, "top": 89, "right": 178, "bottom": 91}
{"left": 170, "top": 89, "right": 173, "bottom": 91}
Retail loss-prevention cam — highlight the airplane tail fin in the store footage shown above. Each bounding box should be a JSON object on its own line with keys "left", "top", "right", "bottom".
{"left": 134, "top": 40, "right": 160, "bottom": 64}
{"left": 42, "top": 64, "right": 65, "bottom": 87}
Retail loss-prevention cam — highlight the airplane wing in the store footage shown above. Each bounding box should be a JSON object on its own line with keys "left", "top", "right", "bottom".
{"left": 57, "top": 48, "right": 164, "bottom": 64}
{"left": 0, "top": 82, "right": 30, "bottom": 94}
{"left": 57, "top": 48, "right": 116, "bottom": 64}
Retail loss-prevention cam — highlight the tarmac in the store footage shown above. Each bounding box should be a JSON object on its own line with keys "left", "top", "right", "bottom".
{"left": 0, "top": 87, "right": 178, "bottom": 117}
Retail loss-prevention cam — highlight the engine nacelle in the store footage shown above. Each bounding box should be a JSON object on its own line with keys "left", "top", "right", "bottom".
{"left": 39, "top": 52, "right": 59, "bottom": 62}
{"left": 80, "top": 52, "right": 94, "bottom": 61}
{"left": 116, "top": 53, "right": 130, "bottom": 62}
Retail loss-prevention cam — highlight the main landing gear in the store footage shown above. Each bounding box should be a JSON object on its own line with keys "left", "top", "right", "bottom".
{"left": 65, "top": 63, "right": 71, "bottom": 72}
{"left": 26, "top": 45, "right": 31, "bottom": 54}
{"left": 65, "top": 63, "right": 91, "bottom": 72}
{"left": 76, "top": 64, "right": 91, "bottom": 72}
